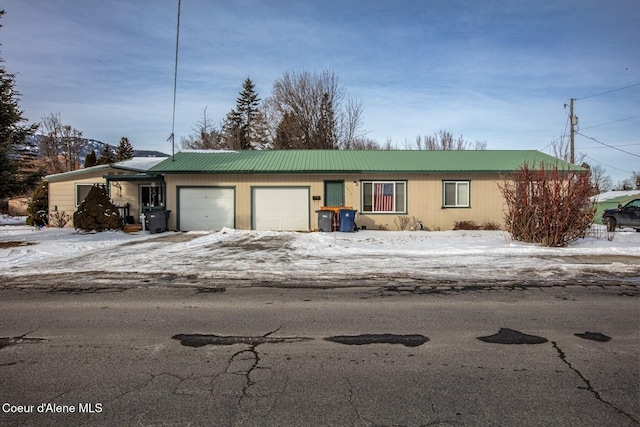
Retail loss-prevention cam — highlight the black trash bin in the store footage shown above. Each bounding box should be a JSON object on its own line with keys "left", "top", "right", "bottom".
{"left": 338, "top": 209, "right": 357, "bottom": 232}
{"left": 146, "top": 211, "right": 166, "bottom": 234}
{"left": 316, "top": 210, "right": 335, "bottom": 232}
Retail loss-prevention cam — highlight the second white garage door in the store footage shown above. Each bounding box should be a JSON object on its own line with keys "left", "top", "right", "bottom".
{"left": 179, "top": 187, "right": 235, "bottom": 231}
{"left": 252, "top": 187, "right": 309, "bottom": 231}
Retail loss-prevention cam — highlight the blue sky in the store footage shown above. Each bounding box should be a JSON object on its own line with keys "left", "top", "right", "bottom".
{"left": 2, "top": 0, "right": 639, "bottom": 183}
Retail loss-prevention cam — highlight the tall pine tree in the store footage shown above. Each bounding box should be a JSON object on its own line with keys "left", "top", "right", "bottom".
{"left": 84, "top": 149, "right": 97, "bottom": 167}
{"left": 115, "top": 137, "right": 134, "bottom": 161}
{"left": 97, "top": 144, "right": 114, "bottom": 165}
{"left": 314, "top": 92, "right": 337, "bottom": 149}
{"left": 222, "top": 78, "right": 268, "bottom": 149}
{"left": 0, "top": 10, "right": 41, "bottom": 198}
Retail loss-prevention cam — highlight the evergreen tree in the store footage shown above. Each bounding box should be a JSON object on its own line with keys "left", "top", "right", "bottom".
{"left": 73, "top": 185, "right": 122, "bottom": 232}
{"left": 0, "top": 10, "right": 41, "bottom": 198}
{"left": 85, "top": 149, "right": 97, "bottom": 167}
{"left": 115, "top": 137, "right": 134, "bottom": 161}
{"left": 314, "top": 93, "right": 337, "bottom": 149}
{"left": 97, "top": 144, "right": 113, "bottom": 165}
{"left": 25, "top": 180, "right": 48, "bottom": 227}
{"left": 222, "top": 78, "right": 267, "bottom": 149}
{"left": 222, "top": 109, "right": 248, "bottom": 150}
{"left": 273, "top": 112, "right": 304, "bottom": 149}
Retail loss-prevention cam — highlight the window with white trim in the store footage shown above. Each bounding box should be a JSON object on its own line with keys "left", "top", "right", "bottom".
{"left": 443, "top": 181, "right": 470, "bottom": 207}
{"left": 361, "top": 181, "right": 406, "bottom": 213}
{"left": 140, "top": 184, "right": 164, "bottom": 210}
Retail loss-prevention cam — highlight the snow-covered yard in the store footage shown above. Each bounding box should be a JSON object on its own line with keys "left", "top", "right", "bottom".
{"left": 1, "top": 215, "right": 639, "bottom": 288}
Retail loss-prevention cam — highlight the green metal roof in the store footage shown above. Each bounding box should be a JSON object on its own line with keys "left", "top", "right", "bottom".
{"left": 148, "top": 150, "right": 580, "bottom": 174}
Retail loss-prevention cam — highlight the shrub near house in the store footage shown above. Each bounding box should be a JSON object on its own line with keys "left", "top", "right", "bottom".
{"left": 73, "top": 186, "right": 123, "bottom": 232}
{"left": 500, "top": 162, "right": 596, "bottom": 247}
{"left": 26, "top": 181, "right": 48, "bottom": 227}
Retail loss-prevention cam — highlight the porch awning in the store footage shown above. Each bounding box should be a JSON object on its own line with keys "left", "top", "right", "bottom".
{"left": 104, "top": 174, "right": 164, "bottom": 182}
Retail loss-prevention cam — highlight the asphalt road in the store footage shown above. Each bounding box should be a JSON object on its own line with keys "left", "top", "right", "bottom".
{"left": 0, "top": 284, "right": 638, "bottom": 426}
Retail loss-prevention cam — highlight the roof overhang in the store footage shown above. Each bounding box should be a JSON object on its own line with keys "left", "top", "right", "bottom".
{"left": 104, "top": 173, "right": 164, "bottom": 182}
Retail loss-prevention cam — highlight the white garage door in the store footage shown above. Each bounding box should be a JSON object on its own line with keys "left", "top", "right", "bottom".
{"left": 179, "top": 187, "right": 235, "bottom": 231}
{"left": 253, "top": 187, "right": 309, "bottom": 231}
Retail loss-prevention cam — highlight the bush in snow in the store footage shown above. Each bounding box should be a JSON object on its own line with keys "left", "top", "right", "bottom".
{"left": 26, "top": 181, "right": 48, "bottom": 227}
{"left": 500, "top": 162, "right": 596, "bottom": 247}
{"left": 49, "top": 210, "right": 71, "bottom": 228}
{"left": 453, "top": 220, "right": 502, "bottom": 231}
{"left": 73, "top": 185, "right": 122, "bottom": 232}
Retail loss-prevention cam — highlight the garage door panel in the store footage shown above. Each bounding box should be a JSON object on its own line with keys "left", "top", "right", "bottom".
{"left": 253, "top": 187, "right": 309, "bottom": 231}
{"left": 179, "top": 188, "right": 235, "bottom": 231}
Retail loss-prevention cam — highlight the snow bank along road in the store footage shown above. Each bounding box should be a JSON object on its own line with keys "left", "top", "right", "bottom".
{"left": 0, "top": 226, "right": 639, "bottom": 289}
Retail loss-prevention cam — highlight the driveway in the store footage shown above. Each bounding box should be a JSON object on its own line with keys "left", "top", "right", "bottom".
{"left": 1, "top": 228, "right": 639, "bottom": 290}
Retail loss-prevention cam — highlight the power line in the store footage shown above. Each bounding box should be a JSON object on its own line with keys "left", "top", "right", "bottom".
{"left": 581, "top": 142, "right": 640, "bottom": 150}
{"left": 581, "top": 114, "right": 640, "bottom": 130}
{"left": 583, "top": 155, "right": 632, "bottom": 174}
{"left": 576, "top": 83, "right": 640, "bottom": 100}
{"left": 576, "top": 132, "right": 640, "bottom": 158}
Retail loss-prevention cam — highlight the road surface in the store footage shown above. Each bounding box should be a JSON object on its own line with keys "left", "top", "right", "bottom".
{"left": 0, "top": 283, "right": 638, "bottom": 426}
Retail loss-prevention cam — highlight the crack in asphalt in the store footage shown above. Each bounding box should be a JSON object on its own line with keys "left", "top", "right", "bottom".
{"left": 374, "top": 283, "right": 640, "bottom": 297}
{"left": 346, "top": 377, "right": 373, "bottom": 427}
{"left": 1, "top": 271, "right": 639, "bottom": 292}
{"left": 46, "top": 286, "right": 128, "bottom": 294}
{"left": 172, "top": 333, "right": 312, "bottom": 347}
{"left": 0, "top": 330, "right": 47, "bottom": 350}
{"left": 221, "top": 324, "right": 293, "bottom": 424}
{"left": 552, "top": 341, "right": 639, "bottom": 424}
{"left": 195, "top": 287, "right": 226, "bottom": 294}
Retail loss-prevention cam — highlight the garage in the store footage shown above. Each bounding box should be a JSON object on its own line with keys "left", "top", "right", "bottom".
{"left": 252, "top": 187, "right": 310, "bottom": 231}
{"left": 178, "top": 187, "right": 235, "bottom": 231}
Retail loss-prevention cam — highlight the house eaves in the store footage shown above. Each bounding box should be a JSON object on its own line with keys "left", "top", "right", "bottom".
{"left": 148, "top": 150, "right": 582, "bottom": 175}
{"left": 44, "top": 157, "right": 167, "bottom": 182}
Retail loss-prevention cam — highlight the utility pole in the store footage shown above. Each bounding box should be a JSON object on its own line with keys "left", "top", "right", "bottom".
{"left": 569, "top": 98, "right": 576, "bottom": 164}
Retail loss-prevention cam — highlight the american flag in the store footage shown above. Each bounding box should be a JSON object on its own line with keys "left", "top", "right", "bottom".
{"left": 374, "top": 183, "right": 394, "bottom": 211}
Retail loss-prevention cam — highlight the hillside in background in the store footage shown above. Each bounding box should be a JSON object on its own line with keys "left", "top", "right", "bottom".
{"left": 14, "top": 135, "right": 168, "bottom": 166}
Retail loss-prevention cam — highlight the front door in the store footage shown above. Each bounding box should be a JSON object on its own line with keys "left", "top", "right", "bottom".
{"left": 324, "top": 181, "right": 344, "bottom": 207}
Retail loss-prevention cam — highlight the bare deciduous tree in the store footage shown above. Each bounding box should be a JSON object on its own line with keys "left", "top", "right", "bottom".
{"left": 265, "top": 69, "right": 365, "bottom": 150}
{"left": 38, "top": 113, "right": 84, "bottom": 173}
{"left": 39, "top": 113, "right": 64, "bottom": 174}
{"left": 62, "top": 124, "right": 82, "bottom": 171}
{"left": 550, "top": 134, "right": 585, "bottom": 164}
{"left": 582, "top": 163, "right": 613, "bottom": 194}
{"left": 180, "top": 107, "right": 225, "bottom": 150}
{"left": 414, "top": 129, "right": 487, "bottom": 150}
{"left": 338, "top": 98, "right": 365, "bottom": 149}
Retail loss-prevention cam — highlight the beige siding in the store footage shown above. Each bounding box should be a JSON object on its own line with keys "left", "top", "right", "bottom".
{"left": 165, "top": 173, "right": 507, "bottom": 231}
{"left": 49, "top": 171, "right": 107, "bottom": 227}
{"left": 48, "top": 170, "right": 142, "bottom": 227}
{"left": 108, "top": 181, "right": 141, "bottom": 222}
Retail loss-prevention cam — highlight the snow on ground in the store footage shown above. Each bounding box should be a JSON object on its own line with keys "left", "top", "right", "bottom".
{"left": 1, "top": 214, "right": 639, "bottom": 287}
{"left": 0, "top": 215, "right": 27, "bottom": 226}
